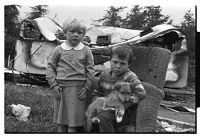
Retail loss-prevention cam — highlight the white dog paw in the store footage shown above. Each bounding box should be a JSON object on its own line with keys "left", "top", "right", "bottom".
{"left": 116, "top": 116, "right": 123, "bottom": 123}
{"left": 91, "top": 117, "right": 100, "bottom": 124}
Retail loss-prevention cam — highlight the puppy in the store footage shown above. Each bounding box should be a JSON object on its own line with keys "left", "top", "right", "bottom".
{"left": 85, "top": 81, "right": 133, "bottom": 132}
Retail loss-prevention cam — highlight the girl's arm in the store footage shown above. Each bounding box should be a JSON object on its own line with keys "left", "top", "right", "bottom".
{"left": 46, "top": 47, "right": 60, "bottom": 88}
{"left": 83, "top": 48, "right": 96, "bottom": 92}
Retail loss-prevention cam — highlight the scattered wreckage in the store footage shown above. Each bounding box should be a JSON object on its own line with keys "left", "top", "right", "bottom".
{"left": 7, "top": 17, "right": 188, "bottom": 89}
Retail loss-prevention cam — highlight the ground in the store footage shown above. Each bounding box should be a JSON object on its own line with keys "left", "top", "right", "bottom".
{"left": 161, "top": 85, "right": 195, "bottom": 124}
{"left": 4, "top": 80, "right": 196, "bottom": 133}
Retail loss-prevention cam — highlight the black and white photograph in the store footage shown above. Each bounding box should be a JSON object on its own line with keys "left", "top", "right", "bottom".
{"left": 3, "top": 0, "right": 197, "bottom": 134}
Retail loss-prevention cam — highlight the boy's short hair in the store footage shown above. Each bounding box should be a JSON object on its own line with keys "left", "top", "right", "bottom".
{"left": 111, "top": 44, "right": 133, "bottom": 64}
{"left": 62, "top": 18, "right": 86, "bottom": 35}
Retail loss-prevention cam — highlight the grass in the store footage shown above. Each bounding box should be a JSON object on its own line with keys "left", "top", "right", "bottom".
{"left": 4, "top": 82, "right": 57, "bottom": 133}
{"left": 4, "top": 82, "right": 196, "bottom": 133}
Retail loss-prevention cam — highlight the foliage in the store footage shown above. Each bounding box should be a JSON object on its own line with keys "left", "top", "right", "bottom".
{"left": 179, "top": 9, "right": 195, "bottom": 58}
{"left": 4, "top": 5, "right": 21, "bottom": 67}
{"left": 95, "top": 6, "right": 127, "bottom": 27}
{"left": 26, "top": 5, "right": 49, "bottom": 20}
{"left": 143, "top": 6, "right": 173, "bottom": 29}
{"left": 180, "top": 9, "right": 195, "bottom": 29}
{"left": 97, "top": 5, "right": 173, "bottom": 30}
{"left": 122, "top": 5, "right": 147, "bottom": 30}
{"left": 4, "top": 5, "right": 21, "bottom": 37}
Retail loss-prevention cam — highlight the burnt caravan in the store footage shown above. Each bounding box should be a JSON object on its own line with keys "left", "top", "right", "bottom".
{"left": 12, "top": 17, "right": 188, "bottom": 88}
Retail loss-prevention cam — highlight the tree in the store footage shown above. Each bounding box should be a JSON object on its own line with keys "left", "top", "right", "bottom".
{"left": 97, "top": 5, "right": 173, "bottom": 30}
{"left": 122, "top": 5, "right": 147, "bottom": 30}
{"left": 4, "top": 5, "right": 21, "bottom": 67}
{"left": 5, "top": 5, "right": 21, "bottom": 37}
{"left": 26, "top": 5, "right": 49, "bottom": 20}
{"left": 143, "top": 6, "right": 173, "bottom": 29}
{"left": 180, "top": 9, "right": 195, "bottom": 58}
{"left": 180, "top": 9, "right": 195, "bottom": 29}
{"left": 95, "top": 6, "right": 126, "bottom": 27}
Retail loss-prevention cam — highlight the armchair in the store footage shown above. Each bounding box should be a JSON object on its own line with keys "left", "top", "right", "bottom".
{"left": 90, "top": 45, "right": 171, "bottom": 132}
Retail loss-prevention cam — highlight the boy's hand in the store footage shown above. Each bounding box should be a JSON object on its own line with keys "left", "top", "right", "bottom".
{"left": 130, "top": 95, "right": 139, "bottom": 104}
{"left": 124, "top": 95, "right": 139, "bottom": 110}
{"left": 124, "top": 100, "right": 134, "bottom": 110}
{"left": 53, "top": 86, "right": 62, "bottom": 100}
{"left": 78, "top": 88, "right": 87, "bottom": 100}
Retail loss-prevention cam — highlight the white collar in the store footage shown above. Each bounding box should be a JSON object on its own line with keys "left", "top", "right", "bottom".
{"left": 60, "top": 42, "right": 84, "bottom": 50}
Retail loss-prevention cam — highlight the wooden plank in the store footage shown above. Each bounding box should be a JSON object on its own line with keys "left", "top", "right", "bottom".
{"left": 163, "top": 88, "right": 195, "bottom": 95}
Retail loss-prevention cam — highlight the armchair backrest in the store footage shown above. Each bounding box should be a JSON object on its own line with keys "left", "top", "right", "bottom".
{"left": 129, "top": 46, "right": 171, "bottom": 89}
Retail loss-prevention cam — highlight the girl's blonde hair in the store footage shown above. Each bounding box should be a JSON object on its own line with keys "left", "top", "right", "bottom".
{"left": 62, "top": 18, "right": 86, "bottom": 35}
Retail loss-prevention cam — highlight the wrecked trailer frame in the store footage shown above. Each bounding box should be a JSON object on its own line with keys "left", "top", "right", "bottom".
{"left": 11, "top": 17, "right": 189, "bottom": 88}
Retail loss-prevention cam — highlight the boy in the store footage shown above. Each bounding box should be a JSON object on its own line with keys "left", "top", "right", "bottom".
{"left": 92, "top": 45, "right": 146, "bottom": 132}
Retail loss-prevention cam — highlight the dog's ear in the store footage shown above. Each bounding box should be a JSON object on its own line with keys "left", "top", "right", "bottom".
{"left": 114, "top": 82, "right": 121, "bottom": 91}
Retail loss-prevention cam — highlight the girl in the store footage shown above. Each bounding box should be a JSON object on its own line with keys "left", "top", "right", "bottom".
{"left": 46, "top": 18, "right": 95, "bottom": 132}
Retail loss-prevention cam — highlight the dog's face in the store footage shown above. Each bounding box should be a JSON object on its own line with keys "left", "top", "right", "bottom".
{"left": 114, "top": 82, "right": 133, "bottom": 102}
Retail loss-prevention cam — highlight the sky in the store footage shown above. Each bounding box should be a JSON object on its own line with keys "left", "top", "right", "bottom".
{"left": 16, "top": 0, "right": 195, "bottom": 25}
{"left": 52, "top": 5, "right": 195, "bottom": 26}
{"left": 19, "top": 4, "right": 195, "bottom": 26}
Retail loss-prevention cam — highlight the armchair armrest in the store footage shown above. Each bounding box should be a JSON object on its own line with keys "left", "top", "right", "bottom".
{"left": 135, "top": 82, "right": 165, "bottom": 132}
